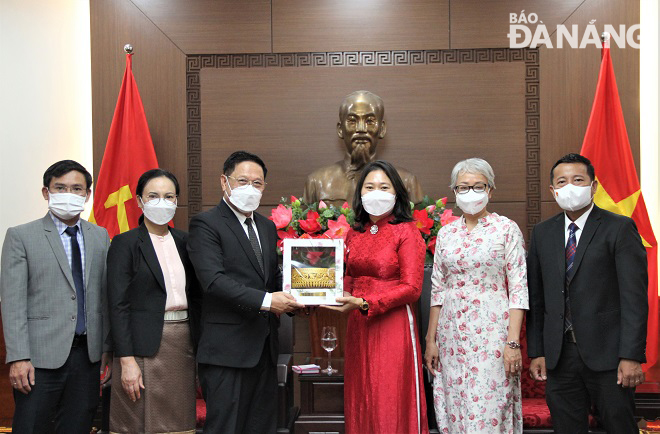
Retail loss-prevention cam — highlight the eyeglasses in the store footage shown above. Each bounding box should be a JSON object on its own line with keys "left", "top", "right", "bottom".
{"left": 227, "top": 175, "right": 267, "bottom": 190}
{"left": 454, "top": 183, "right": 489, "bottom": 194}
{"left": 49, "top": 186, "right": 87, "bottom": 196}
{"left": 141, "top": 194, "right": 177, "bottom": 205}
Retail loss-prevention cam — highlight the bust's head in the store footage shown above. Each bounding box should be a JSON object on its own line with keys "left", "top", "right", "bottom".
{"left": 337, "top": 91, "right": 387, "bottom": 167}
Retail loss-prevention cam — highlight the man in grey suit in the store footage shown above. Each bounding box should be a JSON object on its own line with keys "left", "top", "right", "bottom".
{"left": 1, "top": 160, "right": 112, "bottom": 433}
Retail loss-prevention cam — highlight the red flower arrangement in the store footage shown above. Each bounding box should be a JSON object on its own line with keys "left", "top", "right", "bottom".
{"left": 269, "top": 197, "right": 355, "bottom": 252}
{"left": 415, "top": 196, "right": 460, "bottom": 261}
{"left": 269, "top": 195, "right": 459, "bottom": 262}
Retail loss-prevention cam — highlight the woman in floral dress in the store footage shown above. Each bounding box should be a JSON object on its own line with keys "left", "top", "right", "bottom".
{"left": 424, "top": 158, "right": 528, "bottom": 433}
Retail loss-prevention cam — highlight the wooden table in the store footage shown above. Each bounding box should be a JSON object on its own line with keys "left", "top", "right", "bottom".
{"left": 294, "top": 357, "right": 345, "bottom": 434}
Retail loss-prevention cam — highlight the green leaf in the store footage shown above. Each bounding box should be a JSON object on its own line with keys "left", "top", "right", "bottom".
{"left": 420, "top": 195, "right": 432, "bottom": 208}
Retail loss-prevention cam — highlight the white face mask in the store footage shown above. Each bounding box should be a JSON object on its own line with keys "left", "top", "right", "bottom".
{"left": 48, "top": 192, "right": 87, "bottom": 220}
{"left": 455, "top": 190, "right": 489, "bottom": 215}
{"left": 552, "top": 183, "right": 593, "bottom": 212}
{"left": 361, "top": 190, "right": 396, "bottom": 217}
{"left": 225, "top": 176, "right": 262, "bottom": 212}
{"left": 140, "top": 197, "right": 177, "bottom": 225}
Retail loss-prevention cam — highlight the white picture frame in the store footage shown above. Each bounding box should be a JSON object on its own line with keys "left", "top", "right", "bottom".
{"left": 282, "top": 238, "right": 344, "bottom": 305}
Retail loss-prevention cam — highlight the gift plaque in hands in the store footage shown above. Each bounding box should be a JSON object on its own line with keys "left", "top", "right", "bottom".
{"left": 283, "top": 238, "right": 343, "bottom": 305}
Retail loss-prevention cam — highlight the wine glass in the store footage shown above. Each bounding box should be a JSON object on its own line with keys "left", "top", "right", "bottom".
{"left": 321, "top": 326, "right": 338, "bottom": 375}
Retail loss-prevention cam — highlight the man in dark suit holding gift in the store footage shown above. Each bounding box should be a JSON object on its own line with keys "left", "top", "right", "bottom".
{"left": 188, "top": 151, "right": 303, "bottom": 433}
{"left": 526, "top": 153, "right": 648, "bottom": 433}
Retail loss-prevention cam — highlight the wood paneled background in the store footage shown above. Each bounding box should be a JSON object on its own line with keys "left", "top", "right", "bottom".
{"left": 88, "top": 0, "right": 640, "bottom": 231}
{"left": 195, "top": 53, "right": 533, "bottom": 220}
{"left": 87, "top": 0, "right": 640, "bottom": 413}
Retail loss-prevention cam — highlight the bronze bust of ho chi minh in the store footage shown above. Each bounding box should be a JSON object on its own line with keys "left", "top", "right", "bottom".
{"left": 303, "top": 90, "right": 424, "bottom": 208}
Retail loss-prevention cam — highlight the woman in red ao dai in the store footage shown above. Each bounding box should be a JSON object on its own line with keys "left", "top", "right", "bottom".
{"left": 323, "top": 160, "right": 429, "bottom": 434}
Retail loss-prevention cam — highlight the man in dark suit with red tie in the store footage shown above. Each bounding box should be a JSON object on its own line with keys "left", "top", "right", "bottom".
{"left": 187, "top": 151, "right": 303, "bottom": 433}
{"left": 526, "top": 153, "right": 648, "bottom": 433}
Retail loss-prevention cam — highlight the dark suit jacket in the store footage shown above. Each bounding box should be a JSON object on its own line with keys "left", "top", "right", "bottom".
{"left": 187, "top": 200, "right": 282, "bottom": 369}
{"left": 107, "top": 224, "right": 202, "bottom": 358}
{"left": 526, "top": 205, "right": 648, "bottom": 371}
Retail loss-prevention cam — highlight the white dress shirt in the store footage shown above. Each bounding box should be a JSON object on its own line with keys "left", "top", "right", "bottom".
{"left": 223, "top": 198, "right": 272, "bottom": 310}
{"left": 50, "top": 212, "right": 86, "bottom": 282}
{"left": 564, "top": 203, "right": 594, "bottom": 247}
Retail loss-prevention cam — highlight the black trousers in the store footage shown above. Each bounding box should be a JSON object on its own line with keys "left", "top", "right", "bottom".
{"left": 12, "top": 342, "right": 101, "bottom": 434}
{"left": 198, "top": 339, "right": 277, "bottom": 434}
{"left": 546, "top": 341, "right": 637, "bottom": 434}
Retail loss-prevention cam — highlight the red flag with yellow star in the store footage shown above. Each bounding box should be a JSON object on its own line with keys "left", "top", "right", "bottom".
{"left": 89, "top": 53, "right": 159, "bottom": 238}
{"left": 581, "top": 44, "right": 659, "bottom": 380}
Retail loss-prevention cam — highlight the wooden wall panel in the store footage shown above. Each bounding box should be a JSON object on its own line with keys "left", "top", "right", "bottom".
{"left": 541, "top": 201, "right": 564, "bottom": 221}
{"left": 272, "top": 0, "right": 449, "bottom": 53}
{"left": 172, "top": 205, "right": 188, "bottom": 230}
{"left": 91, "top": 0, "right": 639, "bottom": 230}
{"left": 91, "top": 0, "right": 188, "bottom": 204}
{"left": 198, "top": 57, "right": 529, "bottom": 229}
{"left": 450, "top": 0, "right": 585, "bottom": 49}
{"left": 539, "top": 0, "right": 640, "bottom": 202}
{"left": 129, "top": 0, "right": 271, "bottom": 54}
{"left": 450, "top": 0, "right": 584, "bottom": 48}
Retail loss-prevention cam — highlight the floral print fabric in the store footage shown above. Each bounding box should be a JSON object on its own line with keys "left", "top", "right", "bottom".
{"left": 431, "top": 213, "right": 529, "bottom": 433}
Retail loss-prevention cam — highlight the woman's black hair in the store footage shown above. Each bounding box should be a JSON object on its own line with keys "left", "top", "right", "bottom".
{"left": 352, "top": 160, "right": 413, "bottom": 232}
{"left": 136, "top": 169, "right": 180, "bottom": 225}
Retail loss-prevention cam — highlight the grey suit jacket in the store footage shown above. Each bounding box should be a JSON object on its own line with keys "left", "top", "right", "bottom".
{"left": 1, "top": 213, "right": 111, "bottom": 369}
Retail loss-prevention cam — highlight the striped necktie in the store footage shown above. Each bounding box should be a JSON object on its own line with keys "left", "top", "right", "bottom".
{"left": 245, "top": 218, "right": 264, "bottom": 273}
{"left": 564, "top": 222, "right": 578, "bottom": 333}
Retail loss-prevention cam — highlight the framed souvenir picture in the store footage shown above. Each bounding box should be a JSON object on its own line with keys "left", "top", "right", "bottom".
{"left": 282, "top": 238, "right": 344, "bottom": 305}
